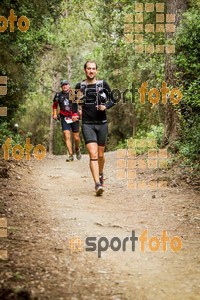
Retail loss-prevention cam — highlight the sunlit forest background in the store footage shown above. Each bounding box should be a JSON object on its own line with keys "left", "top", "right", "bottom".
{"left": 0, "top": 0, "right": 199, "bottom": 167}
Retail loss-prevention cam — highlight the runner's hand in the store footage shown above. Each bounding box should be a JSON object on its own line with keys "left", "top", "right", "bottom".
{"left": 78, "top": 108, "right": 82, "bottom": 118}
{"left": 96, "top": 105, "right": 106, "bottom": 111}
{"left": 72, "top": 115, "right": 79, "bottom": 122}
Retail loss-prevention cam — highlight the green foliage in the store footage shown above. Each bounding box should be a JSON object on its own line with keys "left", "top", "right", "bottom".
{"left": 16, "top": 92, "right": 51, "bottom": 148}
{"left": 178, "top": 114, "right": 200, "bottom": 161}
{"left": 116, "top": 124, "right": 164, "bottom": 155}
{"left": 146, "top": 124, "right": 165, "bottom": 147}
{"left": 135, "top": 124, "right": 164, "bottom": 149}
{"left": 0, "top": 122, "right": 23, "bottom": 146}
{"left": 175, "top": 6, "right": 200, "bottom": 162}
{"left": 175, "top": 8, "right": 200, "bottom": 83}
{"left": 115, "top": 140, "right": 127, "bottom": 150}
{"left": 0, "top": 121, "right": 33, "bottom": 158}
{"left": 0, "top": 0, "right": 63, "bottom": 120}
{"left": 53, "top": 123, "right": 67, "bottom": 155}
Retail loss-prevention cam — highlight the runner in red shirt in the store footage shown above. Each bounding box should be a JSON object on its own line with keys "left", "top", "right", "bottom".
{"left": 52, "top": 80, "right": 81, "bottom": 161}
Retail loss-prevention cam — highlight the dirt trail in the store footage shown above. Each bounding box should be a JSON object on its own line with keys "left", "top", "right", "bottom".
{"left": 0, "top": 153, "right": 199, "bottom": 300}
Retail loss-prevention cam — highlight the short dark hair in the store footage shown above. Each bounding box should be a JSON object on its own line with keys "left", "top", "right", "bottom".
{"left": 84, "top": 61, "right": 98, "bottom": 70}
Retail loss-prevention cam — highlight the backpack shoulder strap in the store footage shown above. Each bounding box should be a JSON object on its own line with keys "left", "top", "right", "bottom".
{"left": 80, "top": 80, "right": 103, "bottom": 93}
{"left": 96, "top": 80, "right": 103, "bottom": 92}
{"left": 54, "top": 91, "right": 61, "bottom": 100}
{"left": 80, "top": 80, "right": 87, "bottom": 91}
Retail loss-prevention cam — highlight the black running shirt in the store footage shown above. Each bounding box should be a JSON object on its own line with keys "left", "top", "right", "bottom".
{"left": 75, "top": 80, "right": 115, "bottom": 124}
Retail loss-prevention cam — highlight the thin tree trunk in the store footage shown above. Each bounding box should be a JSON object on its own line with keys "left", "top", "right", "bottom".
{"left": 162, "top": 0, "right": 188, "bottom": 146}
{"left": 49, "top": 72, "right": 61, "bottom": 155}
{"left": 67, "top": 56, "right": 72, "bottom": 81}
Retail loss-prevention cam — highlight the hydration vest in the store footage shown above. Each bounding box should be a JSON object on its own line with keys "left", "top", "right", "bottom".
{"left": 55, "top": 92, "right": 71, "bottom": 112}
{"left": 80, "top": 80, "right": 108, "bottom": 105}
{"left": 80, "top": 79, "right": 103, "bottom": 93}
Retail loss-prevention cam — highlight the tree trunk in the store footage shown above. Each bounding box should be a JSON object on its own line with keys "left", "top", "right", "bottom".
{"left": 162, "top": 0, "right": 188, "bottom": 146}
{"left": 49, "top": 72, "right": 61, "bottom": 155}
{"left": 67, "top": 56, "right": 72, "bottom": 81}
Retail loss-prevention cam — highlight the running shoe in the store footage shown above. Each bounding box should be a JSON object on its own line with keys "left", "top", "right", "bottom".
{"left": 76, "top": 148, "right": 82, "bottom": 160}
{"left": 95, "top": 183, "right": 104, "bottom": 196}
{"left": 66, "top": 155, "right": 74, "bottom": 162}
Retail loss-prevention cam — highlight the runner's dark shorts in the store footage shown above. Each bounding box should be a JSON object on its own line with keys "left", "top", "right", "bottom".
{"left": 60, "top": 115, "right": 79, "bottom": 132}
{"left": 82, "top": 123, "right": 108, "bottom": 146}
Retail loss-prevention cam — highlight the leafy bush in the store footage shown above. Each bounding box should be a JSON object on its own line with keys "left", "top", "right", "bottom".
{"left": 53, "top": 123, "right": 67, "bottom": 155}
{"left": 0, "top": 121, "right": 33, "bottom": 158}
{"left": 116, "top": 124, "right": 164, "bottom": 154}
{"left": 146, "top": 124, "right": 164, "bottom": 147}
{"left": 175, "top": 7, "right": 200, "bottom": 162}
{"left": 0, "top": 122, "right": 23, "bottom": 146}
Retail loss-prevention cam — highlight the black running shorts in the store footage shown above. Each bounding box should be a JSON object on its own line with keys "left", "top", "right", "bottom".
{"left": 60, "top": 115, "right": 79, "bottom": 132}
{"left": 82, "top": 123, "right": 108, "bottom": 146}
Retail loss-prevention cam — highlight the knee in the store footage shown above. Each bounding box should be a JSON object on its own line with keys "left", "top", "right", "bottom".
{"left": 64, "top": 134, "right": 70, "bottom": 141}
{"left": 98, "top": 155, "right": 104, "bottom": 160}
{"left": 89, "top": 149, "right": 98, "bottom": 159}
{"left": 73, "top": 134, "right": 80, "bottom": 141}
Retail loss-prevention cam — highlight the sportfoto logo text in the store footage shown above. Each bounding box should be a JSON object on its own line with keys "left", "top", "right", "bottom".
{"left": 68, "top": 230, "right": 182, "bottom": 258}
{"left": 0, "top": 9, "right": 30, "bottom": 32}
{"left": 69, "top": 81, "right": 182, "bottom": 106}
{"left": 2, "top": 138, "right": 46, "bottom": 161}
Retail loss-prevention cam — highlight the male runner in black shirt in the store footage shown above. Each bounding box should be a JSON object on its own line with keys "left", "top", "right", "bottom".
{"left": 75, "top": 61, "right": 115, "bottom": 195}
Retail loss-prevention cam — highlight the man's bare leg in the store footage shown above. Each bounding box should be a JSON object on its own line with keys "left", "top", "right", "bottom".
{"left": 73, "top": 132, "right": 80, "bottom": 150}
{"left": 86, "top": 142, "right": 99, "bottom": 183}
{"left": 73, "top": 132, "right": 81, "bottom": 160}
{"left": 98, "top": 145, "right": 105, "bottom": 174}
{"left": 98, "top": 145, "right": 105, "bottom": 186}
{"left": 86, "top": 142, "right": 104, "bottom": 195}
{"left": 63, "top": 130, "right": 73, "bottom": 155}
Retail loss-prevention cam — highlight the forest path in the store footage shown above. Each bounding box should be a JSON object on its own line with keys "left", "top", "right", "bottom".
{"left": 0, "top": 152, "right": 199, "bottom": 300}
